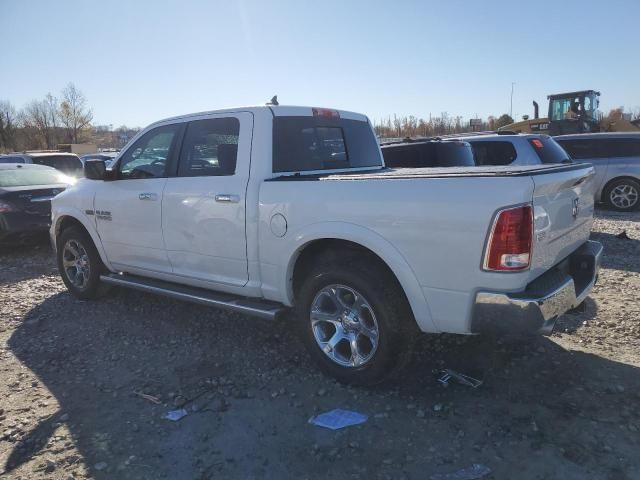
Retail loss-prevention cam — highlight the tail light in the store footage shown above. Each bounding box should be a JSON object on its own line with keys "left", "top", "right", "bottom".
{"left": 0, "top": 200, "right": 14, "bottom": 213}
{"left": 484, "top": 205, "right": 533, "bottom": 271}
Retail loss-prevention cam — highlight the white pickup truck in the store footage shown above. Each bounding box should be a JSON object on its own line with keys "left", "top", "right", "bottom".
{"left": 51, "top": 105, "right": 602, "bottom": 385}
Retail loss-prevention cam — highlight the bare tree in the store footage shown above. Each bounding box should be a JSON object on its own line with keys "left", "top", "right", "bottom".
{"left": 0, "top": 100, "right": 19, "bottom": 152}
{"left": 59, "top": 83, "right": 93, "bottom": 143}
{"left": 22, "top": 94, "right": 60, "bottom": 149}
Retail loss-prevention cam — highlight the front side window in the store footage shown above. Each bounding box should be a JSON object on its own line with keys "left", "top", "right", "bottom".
{"left": 273, "top": 117, "right": 381, "bottom": 173}
{"left": 118, "top": 124, "right": 180, "bottom": 179}
{"left": 178, "top": 118, "right": 240, "bottom": 177}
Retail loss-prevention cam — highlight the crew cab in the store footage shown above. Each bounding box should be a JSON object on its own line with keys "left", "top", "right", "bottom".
{"left": 51, "top": 105, "right": 602, "bottom": 385}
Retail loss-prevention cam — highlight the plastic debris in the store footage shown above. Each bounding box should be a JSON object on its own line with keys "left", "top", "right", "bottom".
{"left": 438, "top": 369, "right": 483, "bottom": 388}
{"left": 308, "top": 409, "right": 368, "bottom": 430}
{"left": 164, "top": 409, "right": 188, "bottom": 422}
{"left": 134, "top": 391, "right": 162, "bottom": 405}
{"left": 430, "top": 463, "right": 492, "bottom": 480}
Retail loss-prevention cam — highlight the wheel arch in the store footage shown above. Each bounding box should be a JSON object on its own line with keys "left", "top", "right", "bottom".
{"left": 284, "top": 225, "right": 437, "bottom": 333}
{"left": 53, "top": 210, "right": 112, "bottom": 271}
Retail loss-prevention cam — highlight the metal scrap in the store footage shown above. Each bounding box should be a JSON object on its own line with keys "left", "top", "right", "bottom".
{"left": 438, "top": 369, "right": 483, "bottom": 388}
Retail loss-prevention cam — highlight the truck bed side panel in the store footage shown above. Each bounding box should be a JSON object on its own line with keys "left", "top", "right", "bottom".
{"left": 258, "top": 176, "right": 535, "bottom": 333}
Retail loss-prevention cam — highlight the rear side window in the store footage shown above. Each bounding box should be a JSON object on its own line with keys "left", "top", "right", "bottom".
{"left": 0, "top": 156, "right": 26, "bottom": 164}
{"left": 600, "top": 139, "right": 640, "bottom": 157}
{"left": 556, "top": 138, "right": 640, "bottom": 159}
{"left": 32, "top": 155, "right": 83, "bottom": 174}
{"left": 178, "top": 118, "right": 240, "bottom": 177}
{"left": 528, "top": 137, "right": 571, "bottom": 164}
{"left": 273, "top": 117, "right": 381, "bottom": 173}
{"left": 470, "top": 141, "right": 517, "bottom": 166}
{"left": 556, "top": 139, "right": 604, "bottom": 159}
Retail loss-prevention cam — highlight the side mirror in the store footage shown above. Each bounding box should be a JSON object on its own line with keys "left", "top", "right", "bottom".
{"left": 84, "top": 159, "right": 107, "bottom": 180}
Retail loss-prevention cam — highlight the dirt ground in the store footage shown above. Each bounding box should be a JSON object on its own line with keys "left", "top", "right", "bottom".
{"left": 0, "top": 209, "right": 639, "bottom": 480}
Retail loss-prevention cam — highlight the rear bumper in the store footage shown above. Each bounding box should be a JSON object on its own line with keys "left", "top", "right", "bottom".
{"left": 472, "top": 240, "right": 603, "bottom": 336}
{"left": 0, "top": 212, "right": 51, "bottom": 242}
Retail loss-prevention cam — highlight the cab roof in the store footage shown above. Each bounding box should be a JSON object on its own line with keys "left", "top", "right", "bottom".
{"left": 150, "top": 105, "right": 370, "bottom": 128}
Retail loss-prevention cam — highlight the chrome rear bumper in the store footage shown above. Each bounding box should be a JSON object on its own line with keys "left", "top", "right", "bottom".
{"left": 472, "top": 240, "right": 603, "bottom": 336}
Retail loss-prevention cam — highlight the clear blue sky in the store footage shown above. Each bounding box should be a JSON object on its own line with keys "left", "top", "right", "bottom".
{"left": 2, "top": 0, "right": 638, "bottom": 127}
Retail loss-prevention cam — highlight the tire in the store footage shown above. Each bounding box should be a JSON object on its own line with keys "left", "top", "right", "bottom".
{"left": 603, "top": 178, "right": 640, "bottom": 212}
{"left": 57, "top": 226, "right": 106, "bottom": 299}
{"left": 295, "top": 252, "right": 417, "bottom": 386}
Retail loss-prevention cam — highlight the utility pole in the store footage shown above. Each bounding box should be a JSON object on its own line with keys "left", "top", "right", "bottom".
{"left": 510, "top": 82, "right": 515, "bottom": 119}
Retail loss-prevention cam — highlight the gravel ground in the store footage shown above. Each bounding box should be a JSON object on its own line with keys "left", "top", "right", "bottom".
{"left": 0, "top": 209, "right": 639, "bottom": 480}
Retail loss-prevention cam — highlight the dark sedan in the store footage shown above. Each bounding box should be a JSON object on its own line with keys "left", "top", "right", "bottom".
{"left": 0, "top": 164, "right": 73, "bottom": 244}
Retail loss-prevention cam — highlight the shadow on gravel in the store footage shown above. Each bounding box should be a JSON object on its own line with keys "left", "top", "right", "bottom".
{"left": 0, "top": 236, "right": 56, "bottom": 285}
{"left": 5, "top": 289, "right": 640, "bottom": 479}
{"left": 589, "top": 231, "right": 640, "bottom": 274}
{"left": 555, "top": 297, "right": 599, "bottom": 333}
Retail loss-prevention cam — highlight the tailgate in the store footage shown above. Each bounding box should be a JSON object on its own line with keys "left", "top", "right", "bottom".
{"left": 529, "top": 164, "right": 596, "bottom": 279}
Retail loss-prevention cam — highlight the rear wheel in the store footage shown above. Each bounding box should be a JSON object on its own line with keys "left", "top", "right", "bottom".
{"left": 295, "top": 253, "right": 416, "bottom": 386}
{"left": 57, "top": 226, "right": 106, "bottom": 299}
{"left": 604, "top": 178, "right": 640, "bottom": 211}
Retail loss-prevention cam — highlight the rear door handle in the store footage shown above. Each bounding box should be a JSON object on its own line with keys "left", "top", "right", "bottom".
{"left": 138, "top": 193, "right": 158, "bottom": 201}
{"left": 214, "top": 194, "right": 240, "bottom": 203}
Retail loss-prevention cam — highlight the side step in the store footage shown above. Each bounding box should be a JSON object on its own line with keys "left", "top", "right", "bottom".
{"left": 100, "top": 273, "right": 286, "bottom": 321}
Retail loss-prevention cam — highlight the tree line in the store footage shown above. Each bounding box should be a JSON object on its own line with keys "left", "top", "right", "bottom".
{"left": 2, "top": 86, "right": 638, "bottom": 152}
{"left": 0, "top": 84, "right": 139, "bottom": 153}
{"left": 0, "top": 83, "right": 95, "bottom": 152}
{"left": 372, "top": 113, "right": 514, "bottom": 139}
{"left": 373, "top": 108, "right": 640, "bottom": 139}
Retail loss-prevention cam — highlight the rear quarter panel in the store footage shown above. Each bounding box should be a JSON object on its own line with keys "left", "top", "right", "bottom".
{"left": 258, "top": 175, "right": 536, "bottom": 334}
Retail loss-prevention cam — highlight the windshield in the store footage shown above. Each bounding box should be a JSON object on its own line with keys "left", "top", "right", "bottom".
{"left": 0, "top": 168, "right": 73, "bottom": 187}
{"left": 549, "top": 93, "right": 599, "bottom": 121}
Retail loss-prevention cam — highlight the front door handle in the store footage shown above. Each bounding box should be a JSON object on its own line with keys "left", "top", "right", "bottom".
{"left": 214, "top": 194, "right": 240, "bottom": 203}
{"left": 138, "top": 193, "right": 158, "bottom": 201}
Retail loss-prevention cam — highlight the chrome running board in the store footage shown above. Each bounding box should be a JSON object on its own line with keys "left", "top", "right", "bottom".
{"left": 100, "top": 273, "right": 285, "bottom": 321}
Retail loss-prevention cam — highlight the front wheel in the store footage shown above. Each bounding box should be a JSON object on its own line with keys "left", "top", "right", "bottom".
{"left": 295, "top": 254, "right": 416, "bottom": 386}
{"left": 57, "top": 226, "right": 106, "bottom": 299}
{"left": 604, "top": 178, "right": 640, "bottom": 211}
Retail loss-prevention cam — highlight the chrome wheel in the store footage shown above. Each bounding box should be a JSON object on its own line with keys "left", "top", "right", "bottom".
{"left": 62, "top": 239, "right": 90, "bottom": 290}
{"left": 310, "top": 284, "right": 379, "bottom": 368}
{"left": 610, "top": 184, "right": 639, "bottom": 209}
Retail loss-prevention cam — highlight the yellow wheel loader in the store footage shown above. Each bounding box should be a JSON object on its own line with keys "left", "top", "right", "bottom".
{"left": 500, "top": 90, "right": 640, "bottom": 135}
